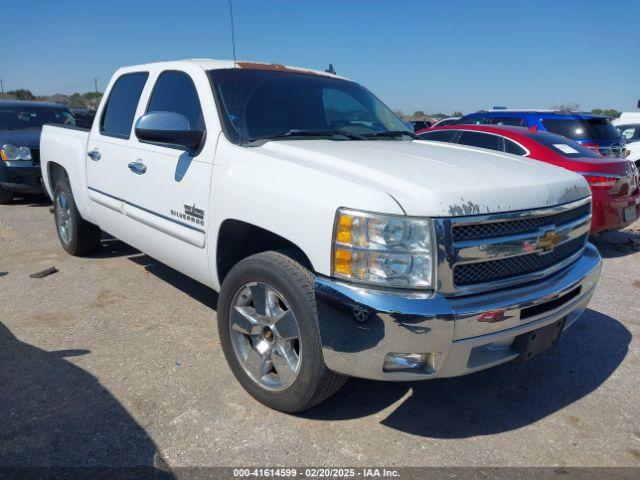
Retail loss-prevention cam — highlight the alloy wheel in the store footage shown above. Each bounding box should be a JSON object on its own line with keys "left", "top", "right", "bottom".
{"left": 229, "top": 282, "right": 302, "bottom": 391}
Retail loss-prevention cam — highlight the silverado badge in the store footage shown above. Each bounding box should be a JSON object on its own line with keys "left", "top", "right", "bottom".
{"left": 171, "top": 204, "right": 205, "bottom": 226}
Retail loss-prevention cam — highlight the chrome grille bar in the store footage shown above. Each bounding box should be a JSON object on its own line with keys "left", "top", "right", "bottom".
{"left": 434, "top": 197, "right": 592, "bottom": 297}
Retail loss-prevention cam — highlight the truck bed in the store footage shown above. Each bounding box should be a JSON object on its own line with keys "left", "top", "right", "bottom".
{"left": 40, "top": 124, "right": 93, "bottom": 221}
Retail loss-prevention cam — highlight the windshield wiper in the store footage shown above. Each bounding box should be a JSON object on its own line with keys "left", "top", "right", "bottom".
{"left": 363, "top": 130, "right": 417, "bottom": 139}
{"left": 248, "top": 129, "right": 366, "bottom": 144}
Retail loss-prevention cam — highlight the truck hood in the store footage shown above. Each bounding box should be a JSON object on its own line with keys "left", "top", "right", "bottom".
{"left": 0, "top": 128, "right": 41, "bottom": 149}
{"left": 258, "top": 139, "right": 591, "bottom": 217}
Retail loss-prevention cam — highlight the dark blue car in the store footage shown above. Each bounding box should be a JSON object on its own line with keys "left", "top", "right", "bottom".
{"left": 457, "top": 110, "right": 626, "bottom": 158}
{"left": 0, "top": 100, "right": 76, "bottom": 203}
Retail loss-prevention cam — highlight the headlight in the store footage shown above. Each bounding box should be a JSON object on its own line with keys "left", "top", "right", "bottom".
{"left": 0, "top": 144, "right": 32, "bottom": 161}
{"left": 332, "top": 209, "right": 435, "bottom": 288}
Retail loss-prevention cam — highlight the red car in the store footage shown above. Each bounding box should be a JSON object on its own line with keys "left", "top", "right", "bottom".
{"left": 418, "top": 125, "right": 640, "bottom": 234}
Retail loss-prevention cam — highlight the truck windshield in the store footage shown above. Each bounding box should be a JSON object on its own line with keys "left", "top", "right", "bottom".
{"left": 208, "top": 68, "right": 410, "bottom": 144}
{"left": 0, "top": 106, "right": 76, "bottom": 131}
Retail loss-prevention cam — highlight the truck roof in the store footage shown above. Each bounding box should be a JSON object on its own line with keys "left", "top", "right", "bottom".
{"left": 116, "top": 59, "right": 346, "bottom": 80}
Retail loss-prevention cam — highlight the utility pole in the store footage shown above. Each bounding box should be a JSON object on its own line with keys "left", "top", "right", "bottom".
{"left": 93, "top": 78, "right": 98, "bottom": 95}
{"left": 0, "top": 79, "right": 4, "bottom": 99}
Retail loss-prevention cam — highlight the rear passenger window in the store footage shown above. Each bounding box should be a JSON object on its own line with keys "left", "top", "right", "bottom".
{"left": 504, "top": 139, "right": 527, "bottom": 156}
{"left": 146, "top": 71, "right": 204, "bottom": 131}
{"left": 457, "top": 131, "right": 503, "bottom": 151}
{"left": 491, "top": 117, "right": 526, "bottom": 127}
{"left": 418, "top": 130, "right": 458, "bottom": 143}
{"left": 100, "top": 72, "right": 148, "bottom": 139}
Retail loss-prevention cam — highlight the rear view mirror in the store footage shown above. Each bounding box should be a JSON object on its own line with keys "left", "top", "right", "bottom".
{"left": 135, "top": 111, "right": 203, "bottom": 150}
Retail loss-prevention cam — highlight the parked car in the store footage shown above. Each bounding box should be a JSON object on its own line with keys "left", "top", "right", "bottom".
{"left": 418, "top": 124, "right": 640, "bottom": 234}
{"left": 0, "top": 100, "right": 75, "bottom": 203}
{"left": 40, "top": 59, "right": 600, "bottom": 412}
{"left": 70, "top": 108, "right": 96, "bottom": 129}
{"left": 431, "top": 116, "right": 460, "bottom": 128}
{"left": 614, "top": 122, "right": 640, "bottom": 169}
{"left": 410, "top": 120, "right": 432, "bottom": 134}
{"left": 614, "top": 112, "right": 640, "bottom": 125}
{"left": 458, "top": 110, "right": 626, "bottom": 158}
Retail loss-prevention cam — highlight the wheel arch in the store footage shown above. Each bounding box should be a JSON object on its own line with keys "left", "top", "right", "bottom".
{"left": 216, "top": 219, "right": 315, "bottom": 286}
{"left": 47, "top": 162, "right": 68, "bottom": 194}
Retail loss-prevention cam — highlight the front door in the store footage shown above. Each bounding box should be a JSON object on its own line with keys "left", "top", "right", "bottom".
{"left": 120, "top": 68, "right": 215, "bottom": 285}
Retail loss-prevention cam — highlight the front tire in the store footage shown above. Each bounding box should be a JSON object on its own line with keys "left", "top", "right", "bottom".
{"left": 53, "top": 179, "right": 101, "bottom": 255}
{"left": 218, "top": 251, "right": 346, "bottom": 412}
{"left": 0, "top": 186, "right": 13, "bottom": 205}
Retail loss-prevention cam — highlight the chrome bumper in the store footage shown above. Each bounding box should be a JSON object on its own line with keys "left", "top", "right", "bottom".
{"left": 314, "top": 242, "right": 601, "bottom": 381}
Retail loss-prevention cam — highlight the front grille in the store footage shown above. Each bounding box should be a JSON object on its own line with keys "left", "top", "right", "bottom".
{"left": 453, "top": 234, "right": 587, "bottom": 286}
{"left": 600, "top": 146, "right": 625, "bottom": 158}
{"left": 452, "top": 203, "right": 591, "bottom": 242}
{"left": 31, "top": 149, "right": 40, "bottom": 165}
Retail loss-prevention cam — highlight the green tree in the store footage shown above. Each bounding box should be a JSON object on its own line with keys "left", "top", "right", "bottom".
{"left": 452, "top": 111, "right": 463, "bottom": 117}
{"left": 551, "top": 103, "right": 581, "bottom": 112}
{"left": 7, "top": 89, "right": 35, "bottom": 101}
{"left": 591, "top": 108, "right": 621, "bottom": 118}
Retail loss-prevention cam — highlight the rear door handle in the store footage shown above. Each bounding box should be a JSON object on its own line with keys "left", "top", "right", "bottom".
{"left": 87, "top": 150, "right": 101, "bottom": 161}
{"left": 128, "top": 161, "right": 147, "bottom": 175}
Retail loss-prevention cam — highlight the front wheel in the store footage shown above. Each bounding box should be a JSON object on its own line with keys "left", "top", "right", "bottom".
{"left": 53, "top": 179, "right": 101, "bottom": 255}
{"left": 217, "top": 251, "right": 347, "bottom": 412}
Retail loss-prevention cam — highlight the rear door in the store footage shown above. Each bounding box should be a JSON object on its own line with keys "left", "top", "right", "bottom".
{"left": 86, "top": 71, "right": 148, "bottom": 234}
{"left": 120, "top": 66, "right": 217, "bottom": 285}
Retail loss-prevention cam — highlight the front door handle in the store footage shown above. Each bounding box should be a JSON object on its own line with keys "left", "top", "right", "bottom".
{"left": 87, "top": 150, "right": 101, "bottom": 161}
{"left": 128, "top": 161, "right": 147, "bottom": 175}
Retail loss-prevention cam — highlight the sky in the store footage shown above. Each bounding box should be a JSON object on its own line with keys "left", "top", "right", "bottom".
{"left": 1, "top": 0, "right": 639, "bottom": 114}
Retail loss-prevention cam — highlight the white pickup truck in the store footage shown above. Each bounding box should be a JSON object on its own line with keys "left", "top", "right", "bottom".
{"left": 40, "top": 59, "right": 601, "bottom": 412}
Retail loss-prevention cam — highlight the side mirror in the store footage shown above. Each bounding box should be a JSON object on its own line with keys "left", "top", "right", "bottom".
{"left": 135, "top": 111, "right": 203, "bottom": 150}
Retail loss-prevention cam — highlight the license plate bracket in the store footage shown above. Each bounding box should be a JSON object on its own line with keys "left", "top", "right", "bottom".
{"left": 624, "top": 206, "right": 637, "bottom": 223}
{"left": 513, "top": 317, "right": 565, "bottom": 363}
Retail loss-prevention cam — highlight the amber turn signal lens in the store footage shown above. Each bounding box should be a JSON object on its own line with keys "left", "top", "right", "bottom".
{"left": 336, "top": 213, "right": 352, "bottom": 244}
{"left": 333, "top": 248, "right": 352, "bottom": 276}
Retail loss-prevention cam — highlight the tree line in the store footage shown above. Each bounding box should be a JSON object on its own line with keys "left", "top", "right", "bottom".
{"left": 1, "top": 88, "right": 103, "bottom": 110}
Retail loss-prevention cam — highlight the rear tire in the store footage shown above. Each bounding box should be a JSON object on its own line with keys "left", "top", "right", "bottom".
{"left": 0, "top": 186, "right": 13, "bottom": 205}
{"left": 53, "top": 179, "right": 101, "bottom": 255}
{"left": 218, "top": 251, "right": 347, "bottom": 413}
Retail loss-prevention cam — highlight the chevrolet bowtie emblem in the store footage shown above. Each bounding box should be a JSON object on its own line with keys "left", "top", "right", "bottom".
{"left": 538, "top": 230, "right": 562, "bottom": 252}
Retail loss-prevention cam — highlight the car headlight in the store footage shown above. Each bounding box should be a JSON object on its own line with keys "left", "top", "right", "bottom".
{"left": 332, "top": 209, "right": 435, "bottom": 288}
{"left": 0, "top": 144, "right": 32, "bottom": 161}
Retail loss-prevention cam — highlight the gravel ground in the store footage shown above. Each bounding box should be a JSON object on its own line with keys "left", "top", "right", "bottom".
{"left": 0, "top": 195, "right": 639, "bottom": 472}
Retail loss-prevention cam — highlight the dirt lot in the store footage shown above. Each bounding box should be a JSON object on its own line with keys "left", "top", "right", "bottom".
{"left": 1, "top": 196, "right": 639, "bottom": 471}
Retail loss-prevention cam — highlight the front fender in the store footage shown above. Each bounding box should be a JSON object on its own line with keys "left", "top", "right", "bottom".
{"left": 208, "top": 140, "right": 404, "bottom": 290}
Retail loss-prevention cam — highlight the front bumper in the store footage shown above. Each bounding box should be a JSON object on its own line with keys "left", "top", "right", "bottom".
{"left": 315, "top": 242, "right": 601, "bottom": 381}
{"left": 0, "top": 162, "right": 43, "bottom": 194}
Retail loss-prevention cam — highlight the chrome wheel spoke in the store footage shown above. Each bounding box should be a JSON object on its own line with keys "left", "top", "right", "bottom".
{"left": 272, "top": 311, "right": 300, "bottom": 340}
{"left": 271, "top": 344, "right": 298, "bottom": 386}
{"left": 245, "top": 348, "right": 271, "bottom": 379}
{"left": 265, "top": 288, "right": 280, "bottom": 317}
{"left": 230, "top": 306, "right": 262, "bottom": 336}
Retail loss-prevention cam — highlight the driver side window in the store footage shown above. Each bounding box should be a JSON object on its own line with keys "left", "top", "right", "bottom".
{"left": 322, "top": 88, "right": 374, "bottom": 128}
{"left": 147, "top": 71, "right": 204, "bottom": 131}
